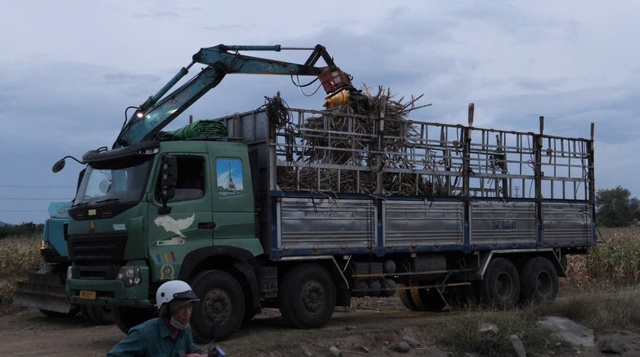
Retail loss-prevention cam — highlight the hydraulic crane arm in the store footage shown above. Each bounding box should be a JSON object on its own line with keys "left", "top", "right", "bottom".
{"left": 114, "top": 44, "right": 354, "bottom": 148}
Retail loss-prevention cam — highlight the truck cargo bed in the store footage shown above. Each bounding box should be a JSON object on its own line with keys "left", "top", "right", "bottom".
{"left": 216, "top": 105, "right": 595, "bottom": 259}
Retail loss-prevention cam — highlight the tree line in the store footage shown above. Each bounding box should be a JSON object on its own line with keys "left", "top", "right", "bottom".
{"left": 0, "top": 222, "right": 44, "bottom": 239}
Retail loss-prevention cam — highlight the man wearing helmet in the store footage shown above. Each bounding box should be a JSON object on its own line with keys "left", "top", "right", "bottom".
{"left": 107, "top": 280, "right": 211, "bottom": 357}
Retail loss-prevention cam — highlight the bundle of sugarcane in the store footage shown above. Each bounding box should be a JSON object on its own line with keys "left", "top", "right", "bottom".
{"left": 300, "top": 86, "right": 425, "bottom": 164}
{"left": 382, "top": 171, "right": 436, "bottom": 196}
{"left": 277, "top": 166, "right": 378, "bottom": 193}
{"left": 277, "top": 86, "right": 436, "bottom": 195}
{"left": 277, "top": 165, "right": 439, "bottom": 196}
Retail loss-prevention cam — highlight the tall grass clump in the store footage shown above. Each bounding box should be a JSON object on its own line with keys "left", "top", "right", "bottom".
{"left": 437, "top": 309, "right": 572, "bottom": 356}
{"left": 588, "top": 227, "right": 640, "bottom": 286}
{"left": 0, "top": 234, "right": 42, "bottom": 308}
{"left": 535, "top": 287, "right": 640, "bottom": 330}
{"left": 565, "top": 227, "right": 640, "bottom": 289}
{"left": 0, "top": 234, "right": 42, "bottom": 278}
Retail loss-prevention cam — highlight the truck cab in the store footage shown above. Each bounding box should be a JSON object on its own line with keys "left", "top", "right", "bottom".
{"left": 66, "top": 139, "right": 264, "bottom": 335}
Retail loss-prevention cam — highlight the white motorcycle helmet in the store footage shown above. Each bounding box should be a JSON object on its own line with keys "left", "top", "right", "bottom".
{"left": 156, "top": 280, "right": 200, "bottom": 316}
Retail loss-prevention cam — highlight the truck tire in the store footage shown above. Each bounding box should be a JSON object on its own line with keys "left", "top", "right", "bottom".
{"left": 112, "top": 307, "right": 156, "bottom": 334}
{"left": 190, "top": 270, "right": 245, "bottom": 342}
{"left": 520, "top": 257, "right": 558, "bottom": 303}
{"left": 278, "top": 263, "right": 336, "bottom": 329}
{"left": 479, "top": 258, "right": 520, "bottom": 309}
{"left": 80, "top": 305, "right": 115, "bottom": 325}
{"left": 397, "top": 284, "right": 420, "bottom": 311}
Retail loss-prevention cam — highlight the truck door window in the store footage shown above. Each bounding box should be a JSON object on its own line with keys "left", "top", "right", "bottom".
{"left": 216, "top": 158, "right": 243, "bottom": 197}
{"left": 156, "top": 156, "right": 205, "bottom": 202}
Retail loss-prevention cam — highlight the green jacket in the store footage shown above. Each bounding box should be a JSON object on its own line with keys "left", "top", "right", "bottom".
{"left": 107, "top": 317, "right": 206, "bottom": 357}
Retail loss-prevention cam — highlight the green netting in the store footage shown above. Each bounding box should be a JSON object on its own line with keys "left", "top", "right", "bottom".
{"left": 165, "top": 120, "right": 228, "bottom": 140}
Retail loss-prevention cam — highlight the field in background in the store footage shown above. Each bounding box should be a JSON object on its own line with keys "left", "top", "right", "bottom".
{"left": 565, "top": 227, "right": 640, "bottom": 288}
{"left": 0, "top": 234, "right": 41, "bottom": 308}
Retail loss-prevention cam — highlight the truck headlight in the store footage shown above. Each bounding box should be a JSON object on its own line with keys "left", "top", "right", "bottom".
{"left": 117, "top": 266, "right": 142, "bottom": 288}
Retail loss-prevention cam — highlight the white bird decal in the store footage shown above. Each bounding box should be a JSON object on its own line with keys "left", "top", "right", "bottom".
{"left": 154, "top": 214, "right": 195, "bottom": 238}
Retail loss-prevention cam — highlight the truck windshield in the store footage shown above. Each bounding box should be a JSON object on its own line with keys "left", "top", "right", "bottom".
{"left": 73, "top": 160, "right": 152, "bottom": 206}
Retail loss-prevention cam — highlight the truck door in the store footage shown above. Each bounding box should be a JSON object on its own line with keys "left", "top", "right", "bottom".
{"left": 148, "top": 155, "right": 213, "bottom": 281}
{"left": 211, "top": 156, "right": 255, "bottom": 244}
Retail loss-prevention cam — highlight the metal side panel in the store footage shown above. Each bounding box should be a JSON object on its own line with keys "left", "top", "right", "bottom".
{"left": 384, "top": 200, "right": 464, "bottom": 248}
{"left": 278, "top": 198, "right": 376, "bottom": 250}
{"left": 542, "top": 202, "right": 594, "bottom": 247}
{"left": 470, "top": 201, "right": 537, "bottom": 247}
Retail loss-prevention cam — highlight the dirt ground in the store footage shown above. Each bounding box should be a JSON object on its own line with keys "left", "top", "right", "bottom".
{"left": 1, "top": 298, "right": 640, "bottom": 357}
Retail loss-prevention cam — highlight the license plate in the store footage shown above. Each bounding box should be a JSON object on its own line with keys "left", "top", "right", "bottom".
{"left": 79, "top": 290, "right": 96, "bottom": 300}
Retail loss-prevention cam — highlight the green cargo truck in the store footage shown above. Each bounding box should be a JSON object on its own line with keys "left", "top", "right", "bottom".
{"left": 57, "top": 44, "right": 596, "bottom": 342}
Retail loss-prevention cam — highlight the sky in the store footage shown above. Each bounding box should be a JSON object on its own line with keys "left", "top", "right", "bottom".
{"left": 0, "top": 0, "right": 638, "bottom": 225}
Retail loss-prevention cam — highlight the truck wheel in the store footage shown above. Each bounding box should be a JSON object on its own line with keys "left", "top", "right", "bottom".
{"left": 190, "top": 270, "right": 245, "bottom": 342}
{"left": 278, "top": 263, "right": 336, "bottom": 329}
{"left": 112, "top": 307, "right": 156, "bottom": 334}
{"left": 520, "top": 257, "right": 558, "bottom": 303}
{"left": 397, "top": 284, "right": 420, "bottom": 311}
{"left": 479, "top": 258, "right": 520, "bottom": 309}
{"left": 80, "top": 305, "right": 115, "bottom": 325}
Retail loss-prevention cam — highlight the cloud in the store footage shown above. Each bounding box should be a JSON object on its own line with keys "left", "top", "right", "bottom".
{"left": 1, "top": 1, "right": 639, "bottom": 224}
{"left": 449, "top": 1, "right": 580, "bottom": 42}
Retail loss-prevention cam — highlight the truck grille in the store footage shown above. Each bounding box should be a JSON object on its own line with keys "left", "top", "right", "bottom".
{"left": 68, "top": 234, "right": 127, "bottom": 280}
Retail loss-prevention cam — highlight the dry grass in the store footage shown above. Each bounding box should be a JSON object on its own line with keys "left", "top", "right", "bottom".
{"left": 437, "top": 309, "right": 574, "bottom": 356}
{"left": 0, "top": 234, "right": 42, "bottom": 310}
{"left": 542, "top": 287, "right": 640, "bottom": 330}
{"left": 541, "top": 228, "right": 640, "bottom": 332}
{"left": 564, "top": 227, "right": 640, "bottom": 289}
{"left": 0, "top": 234, "right": 42, "bottom": 279}
{"left": 437, "top": 227, "right": 640, "bottom": 355}
{"left": 436, "top": 286, "right": 640, "bottom": 355}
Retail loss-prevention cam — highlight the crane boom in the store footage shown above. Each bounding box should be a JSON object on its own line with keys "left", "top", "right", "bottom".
{"left": 114, "top": 44, "right": 354, "bottom": 148}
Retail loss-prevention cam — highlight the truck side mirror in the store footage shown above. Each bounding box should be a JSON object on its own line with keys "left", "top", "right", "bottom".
{"left": 159, "top": 155, "right": 177, "bottom": 214}
{"left": 52, "top": 159, "right": 66, "bottom": 173}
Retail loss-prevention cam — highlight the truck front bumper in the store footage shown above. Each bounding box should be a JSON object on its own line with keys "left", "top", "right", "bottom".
{"left": 66, "top": 266, "right": 152, "bottom": 307}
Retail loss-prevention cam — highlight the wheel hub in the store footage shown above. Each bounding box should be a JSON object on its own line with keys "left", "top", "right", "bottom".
{"left": 496, "top": 272, "right": 513, "bottom": 297}
{"left": 204, "top": 289, "right": 230, "bottom": 322}
{"left": 302, "top": 282, "right": 324, "bottom": 312}
{"left": 537, "top": 271, "right": 551, "bottom": 293}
